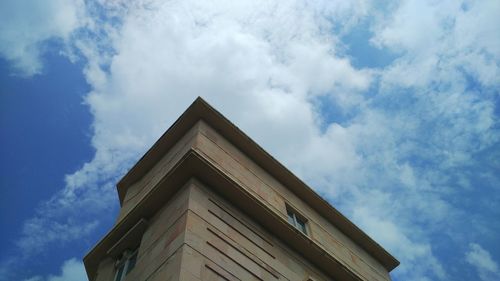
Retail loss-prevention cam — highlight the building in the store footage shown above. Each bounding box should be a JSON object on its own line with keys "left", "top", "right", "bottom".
{"left": 83, "top": 97, "right": 399, "bottom": 281}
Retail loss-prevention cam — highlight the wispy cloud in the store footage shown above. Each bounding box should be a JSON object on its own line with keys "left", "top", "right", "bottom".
{"left": 23, "top": 258, "right": 87, "bottom": 281}
{"left": 0, "top": 0, "right": 86, "bottom": 76}
{"left": 466, "top": 243, "right": 500, "bottom": 281}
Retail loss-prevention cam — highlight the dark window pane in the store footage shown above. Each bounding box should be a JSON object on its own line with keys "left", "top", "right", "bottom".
{"left": 126, "top": 252, "right": 137, "bottom": 275}
{"left": 297, "top": 218, "right": 307, "bottom": 234}
{"left": 287, "top": 211, "right": 295, "bottom": 225}
{"left": 287, "top": 207, "right": 308, "bottom": 235}
{"left": 115, "top": 264, "right": 125, "bottom": 281}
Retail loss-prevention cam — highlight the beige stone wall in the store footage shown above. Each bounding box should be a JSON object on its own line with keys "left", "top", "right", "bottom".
{"left": 193, "top": 121, "right": 390, "bottom": 281}
{"left": 97, "top": 179, "right": 334, "bottom": 281}
{"left": 117, "top": 122, "right": 201, "bottom": 222}
{"left": 98, "top": 183, "right": 190, "bottom": 281}
{"left": 105, "top": 120, "right": 392, "bottom": 280}
{"left": 182, "top": 179, "right": 331, "bottom": 281}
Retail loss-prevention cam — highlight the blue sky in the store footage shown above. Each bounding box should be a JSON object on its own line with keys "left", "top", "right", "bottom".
{"left": 0, "top": 1, "right": 499, "bottom": 280}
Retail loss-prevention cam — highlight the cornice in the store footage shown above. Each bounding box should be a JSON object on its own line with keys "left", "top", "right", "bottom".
{"left": 112, "top": 97, "right": 398, "bottom": 272}
{"left": 85, "top": 150, "right": 367, "bottom": 280}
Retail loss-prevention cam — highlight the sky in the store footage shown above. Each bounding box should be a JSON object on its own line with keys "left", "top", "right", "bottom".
{"left": 0, "top": 0, "right": 499, "bottom": 280}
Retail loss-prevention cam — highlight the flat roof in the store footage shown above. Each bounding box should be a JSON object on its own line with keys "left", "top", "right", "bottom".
{"left": 116, "top": 97, "right": 399, "bottom": 271}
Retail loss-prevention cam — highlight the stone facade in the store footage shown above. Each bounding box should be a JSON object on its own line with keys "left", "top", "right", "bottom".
{"left": 83, "top": 98, "right": 399, "bottom": 281}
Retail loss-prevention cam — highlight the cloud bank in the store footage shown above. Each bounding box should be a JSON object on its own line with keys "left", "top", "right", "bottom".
{"left": 0, "top": 0, "right": 86, "bottom": 76}
{"left": 466, "top": 243, "right": 500, "bottom": 281}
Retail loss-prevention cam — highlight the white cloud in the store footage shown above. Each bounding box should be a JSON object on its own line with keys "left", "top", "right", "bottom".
{"left": 23, "top": 258, "right": 87, "bottom": 281}
{"left": 23, "top": 277, "right": 43, "bottom": 281}
{"left": 17, "top": 216, "right": 99, "bottom": 255}
{"left": 373, "top": 0, "right": 500, "bottom": 89}
{"left": 75, "top": 0, "right": 374, "bottom": 186}
{"left": 353, "top": 206, "right": 446, "bottom": 280}
{"left": 7, "top": 0, "right": 371, "bottom": 267}
{"left": 466, "top": 243, "right": 500, "bottom": 281}
{"left": 0, "top": 0, "right": 86, "bottom": 76}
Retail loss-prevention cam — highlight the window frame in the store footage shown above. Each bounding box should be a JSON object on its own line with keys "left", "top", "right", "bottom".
{"left": 286, "top": 205, "right": 308, "bottom": 235}
{"left": 114, "top": 249, "right": 138, "bottom": 281}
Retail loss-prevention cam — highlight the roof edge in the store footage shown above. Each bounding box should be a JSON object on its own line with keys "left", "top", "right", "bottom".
{"left": 117, "top": 97, "right": 206, "bottom": 202}
{"left": 115, "top": 96, "right": 400, "bottom": 271}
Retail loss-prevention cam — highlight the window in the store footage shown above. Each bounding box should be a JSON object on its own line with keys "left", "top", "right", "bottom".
{"left": 114, "top": 249, "right": 138, "bottom": 281}
{"left": 287, "top": 206, "right": 308, "bottom": 235}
